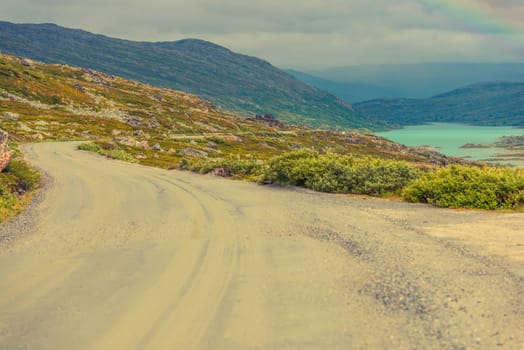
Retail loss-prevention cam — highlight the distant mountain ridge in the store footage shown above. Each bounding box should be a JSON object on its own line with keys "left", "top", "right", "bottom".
{"left": 286, "top": 69, "right": 395, "bottom": 103}
{"left": 0, "top": 21, "right": 384, "bottom": 130}
{"left": 355, "top": 81, "right": 524, "bottom": 126}
{"left": 303, "top": 63, "right": 524, "bottom": 101}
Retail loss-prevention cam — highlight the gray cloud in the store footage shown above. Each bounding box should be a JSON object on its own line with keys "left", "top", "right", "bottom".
{"left": 1, "top": 0, "right": 523, "bottom": 68}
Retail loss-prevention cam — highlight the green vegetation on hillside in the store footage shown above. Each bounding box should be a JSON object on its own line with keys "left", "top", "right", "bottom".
{"left": 0, "top": 21, "right": 386, "bottom": 130}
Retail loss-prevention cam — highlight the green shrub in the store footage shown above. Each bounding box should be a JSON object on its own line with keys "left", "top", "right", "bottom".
{"left": 180, "top": 157, "right": 264, "bottom": 179}
{"left": 402, "top": 165, "right": 524, "bottom": 209}
{"left": 78, "top": 142, "right": 137, "bottom": 163}
{"left": 264, "top": 150, "right": 420, "bottom": 196}
{"left": 4, "top": 159, "right": 41, "bottom": 193}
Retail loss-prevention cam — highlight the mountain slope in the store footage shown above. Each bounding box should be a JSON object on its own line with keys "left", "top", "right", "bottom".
{"left": 355, "top": 82, "right": 524, "bottom": 126}
{"left": 308, "top": 63, "right": 524, "bottom": 100}
{"left": 0, "top": 52, "right": 459, "bottom": 167}
{"left": 0, "top": 21, "right": 381, "bottom": 130}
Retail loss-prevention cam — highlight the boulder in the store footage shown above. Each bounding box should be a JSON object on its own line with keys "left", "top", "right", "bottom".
{"left": 179, "top": 148, "right": 208, "bottom": 158}
{"left": 3, "top": 112, "right": 20, "bottom": 121}
{"left": 0, "top": 130, "right": 12, "bottom": 172}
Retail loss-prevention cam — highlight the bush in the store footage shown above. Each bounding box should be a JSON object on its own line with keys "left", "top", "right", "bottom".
{"left": 4, "top": 159, "right": 41, "bottom": 193}
{"left": 264, "top": 150, "right": 420, "bottom": 196}
{"left": 402, "top": 165, "right": 524, "bottom": 209}
{"left": 180, "top": 157, "right": 264, "bottom": 179}
{"left": 78, "top": 142, "right": 137, "bottom": 163}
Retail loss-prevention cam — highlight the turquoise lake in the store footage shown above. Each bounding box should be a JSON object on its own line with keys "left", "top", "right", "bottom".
{"left": 376, "top": 123, "right": 524, "bottom": 166}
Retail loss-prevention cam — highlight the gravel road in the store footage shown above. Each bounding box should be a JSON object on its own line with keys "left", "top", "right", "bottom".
{"left": 0, "top": 142, "right": 522, "bottom": 349}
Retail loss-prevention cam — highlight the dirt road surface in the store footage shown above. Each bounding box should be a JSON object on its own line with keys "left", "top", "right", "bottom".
{"left": 0, "top": 142, "right": 523, "bottom": 349}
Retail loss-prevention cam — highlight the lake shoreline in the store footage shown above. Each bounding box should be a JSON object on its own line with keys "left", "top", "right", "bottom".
{"left": 377, "top": 122, "right": 524, "bottom": 167}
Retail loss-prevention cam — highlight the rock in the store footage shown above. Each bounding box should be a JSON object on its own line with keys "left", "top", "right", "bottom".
{"left": 31, "top": 133, "right": 44, "bottom": 141}
{"left": 20, "top": 59, "right": 33, "bottom": 67}
{"left": 207, "top": 141, "right": 218, "bottom": 149}
{"left": 18, "top": 123, "right": 32, "bottom": 132}
{"left": 125, "top": 116, "right": 142, "bottom": 127}
{"left": 190, "top": 140, "right": 198, "bottom": 146}
{"left": 148, "top": 119, "right": 160, "bottom": 129}
{"left": 0, "top": 130, "right": 12, "bottom": 172}
{"left": 222, "top": 134, "right": 242, "bottom": 143}
{"left": 73, "top": 84, "right": 86, "bottom": 93}
{"left": 134, "top": 153, "right": 147, "bottom": 159}
{"left": 152, "top": 143, "right": 163, "bottom": 152}
{"left": 3, "top": 112, "right": 20, "bottom": 121}
{"left": 213, "top": 167, "right": 231, "bottom": 177}
{"left": 113, "top": 136, "right": 150, "bottom": 150}
{"left": 167, "top": 148, "right": 177, "bottom": 155}
{"left": 179, "top": 148, "right": 208, "bottom": 158}
{"left": 246, "top": 114, "right": 286, "bottom": 128}
{"left": 133, "top": 130, "right": 150, "bottom": 139}
{"left": 111, "top": 129, "right": 122, "bottom": 136}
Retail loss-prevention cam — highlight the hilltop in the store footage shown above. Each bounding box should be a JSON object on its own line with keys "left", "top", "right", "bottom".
{"left": 355, "top": 82, "right": 524, "bottom": 126}
{"left": 0, "top": 21, "right": 383, "bottom": 130}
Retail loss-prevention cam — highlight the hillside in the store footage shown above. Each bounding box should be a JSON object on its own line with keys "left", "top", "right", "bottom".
{"left": 306, "top": 63, "right": 524, "bottom": 100}
{"left": 0, "top": 53, "right": 463, "bottom": 168}
{"left": 355, "top": 82, "right": 524, "bottom": 126}
{"left": 0, "top": 21, "right": 383, "bottom": 130}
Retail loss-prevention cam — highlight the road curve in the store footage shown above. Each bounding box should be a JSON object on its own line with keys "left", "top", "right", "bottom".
{"left": 0, "top": 142, "right": 523, "bottom": 349}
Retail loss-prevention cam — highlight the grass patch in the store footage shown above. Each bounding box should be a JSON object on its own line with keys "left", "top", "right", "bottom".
{"left": 78, "top": 142, "right": 137, "bottom": 163}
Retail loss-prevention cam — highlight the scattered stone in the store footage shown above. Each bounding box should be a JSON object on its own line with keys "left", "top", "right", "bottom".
{"left": 18, "top": 123, "right": 32, "bottom": 132}
{"left": 125, "top": 115, "right": 142, "bottom": 127}
{"left": 248, "top": 113, "right": 286, "bottom": 128}
{"left": 31, "top": 133, "right": 44, "bottom": 141}
{"left": 222, "top": 134, "right": 242, "bottom": 143}
{"left": 133, "top": 130, "right": 150, "bottom": 139}
{"left": 213, "top": 167, "right": 231, "bottom": 177}
{"left": 20, "top": 59, "right": 33, "bottom": 67}
{"left": 179, "top": 148, "right": 208, "bottom": 158}
{"left": 73, "top": 84, "right": 86, "bottom": 93}
{"left": 152, "top": 143, "right": 163, "bottom": 152}
{"left": 148, "top": 119, "right": 160, "bottom": 129}
{"left": 134, "top": 153, "right": 147, "bottom": 159}
{"left": 3, "top": 112, "right": 19, "bottom": 121}
{"left": 113, "top": 136, "right": 150, "bottom": 150}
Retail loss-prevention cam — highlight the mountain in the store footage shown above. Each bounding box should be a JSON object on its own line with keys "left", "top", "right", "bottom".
{"left": 355, "top": 81, "right": 524, "bottom": 126}
{"left": 286, "top": 69, "right": 395, "bottom": 103}
{"left": 307, "top": 63, "right": 524, "bottom": 100}
{"left": 0, "top": 21, "right": 383, "bottom": 130}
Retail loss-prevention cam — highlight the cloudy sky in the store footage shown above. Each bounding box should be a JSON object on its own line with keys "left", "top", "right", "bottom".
{"left": 1, "top": 0, "right": 523, "bottom": 69}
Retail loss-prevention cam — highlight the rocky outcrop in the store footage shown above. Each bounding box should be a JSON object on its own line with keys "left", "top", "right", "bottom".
{"left": 179, "top": 148, "right": 208, "bottom": 158}
{"left": 246, "top": 114, "right": 286, "bottom": 128}
{"left": 0, "top": 129, "right": 13, "bottom": 172}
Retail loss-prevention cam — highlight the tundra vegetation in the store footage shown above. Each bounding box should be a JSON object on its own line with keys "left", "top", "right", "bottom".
{"left": 0, "top": 53, "right": 523, "bottom": 211}
{"left": 0, "top": 145, "right": 41, "bottom": 222}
